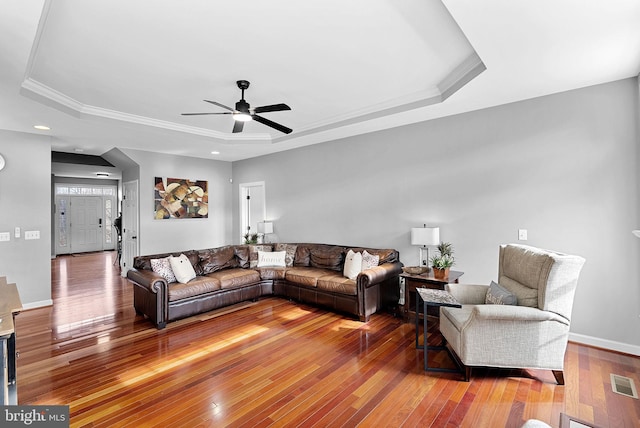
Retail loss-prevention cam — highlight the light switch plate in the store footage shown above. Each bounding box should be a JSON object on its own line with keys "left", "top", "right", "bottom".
{"left": 518, "top": 229, "right": 528, "bottom": 240}
{"left": 0, "top": 232, "right": 10, "bottom": 242}
{"left": 25, "top": 230, "right": 40, "bottom": 240}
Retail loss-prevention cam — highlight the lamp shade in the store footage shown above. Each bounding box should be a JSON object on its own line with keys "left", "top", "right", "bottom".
{"left": 258, "top": 221, "right": 273, "bottom": 234}
{"left": 411, "top": 227, "right": 440, "bottom": 246}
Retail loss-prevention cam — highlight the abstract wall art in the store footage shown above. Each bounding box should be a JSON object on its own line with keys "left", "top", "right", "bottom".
{"left": 154, "top": 177, "right": 208, "bottom": 219}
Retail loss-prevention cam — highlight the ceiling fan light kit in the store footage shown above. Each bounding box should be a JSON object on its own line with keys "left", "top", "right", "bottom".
{"left": 233, "top": 112, "right": 252, "bottom": 122}
{"left": 182, "top": 80, "right": 292, "bottom": 134}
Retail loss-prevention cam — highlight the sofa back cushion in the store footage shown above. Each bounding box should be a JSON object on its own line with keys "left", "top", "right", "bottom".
{"left": 134, "top": 250, "right": 200, "bottom": 274}
{"left": 291, "top": 244, "right": 344, "bottom": 268}
{"left": 348, "top": 247, "right": 399, "bottom": 265}
{"left": 234, "top": 245, "right": 250, "bottom": 268}
{"left": 198, "top": 246, "right": 238, "bottom": 275}
{"left": 274, "top": 243, "right": 297, "bottom": 267}
{"left": 293, "top": 245, "right": 311, "bottom": 267}
{"left": 309, "top": 245, "right": 345, "bottom": 271}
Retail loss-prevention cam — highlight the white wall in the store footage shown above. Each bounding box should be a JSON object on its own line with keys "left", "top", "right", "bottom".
{"left": 233, "top": 78, "right": 640, "bottom": 354}
{"left": 120, "top": 149, "right": 234, "bottom": 255}
{"left": 0, "top": 131, "right": 52, "bottom": 307}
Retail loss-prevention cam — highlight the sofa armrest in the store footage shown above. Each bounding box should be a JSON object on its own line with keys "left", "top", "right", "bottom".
{"left": 127, "top": 269, "right": 167, "bottom": 294}
{"left": 357, "top": 262, "right": 403, "bottom": 288}
{"left": 445, "top": 283, "right": 488, "bottom": 305}
{"left": 468, "top": 304, "right": 569, "bottom": 325}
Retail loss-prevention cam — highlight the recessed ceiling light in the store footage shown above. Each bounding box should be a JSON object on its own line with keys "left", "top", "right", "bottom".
{"left": 74, "top": 148, "right": 84, "bottom": 152}
{"left": 33, "top": 125, "right": 50, "bottom": 130}
{"left": 211, "top": 151, "right": 220, "bottom": 155}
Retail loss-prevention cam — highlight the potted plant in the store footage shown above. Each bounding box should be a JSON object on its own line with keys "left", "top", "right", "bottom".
{"left": 430, "top": 242, "right": 455, "bottom": 279}
{"left": 243, "top": 232, "right": 258, "bottom": 244}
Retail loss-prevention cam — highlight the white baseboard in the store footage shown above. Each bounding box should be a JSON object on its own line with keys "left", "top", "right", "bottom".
{"left": 22, "top": 299, "right": 53, "bottom": 310}
{"left": 569, "top": 332, "right": 640, "bottom": 357}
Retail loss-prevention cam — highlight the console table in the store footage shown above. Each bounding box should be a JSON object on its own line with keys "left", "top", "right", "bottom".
{"left": 1, "top": 279, "right": 22, "bottom": 405}
{"left": 400, "top": 270, "right": 463, "bottom": 322}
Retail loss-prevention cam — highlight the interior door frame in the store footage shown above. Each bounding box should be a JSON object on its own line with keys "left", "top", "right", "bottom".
{"left": 239, "top": 181, "right": 266, "bottom": 243}
{"left": 122, "top": 180, "right": 139, "bottom": 276}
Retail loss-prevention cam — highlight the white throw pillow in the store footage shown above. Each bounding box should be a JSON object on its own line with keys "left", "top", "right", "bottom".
{"left": 361, "top": 250, "right": 380, "bottom": 270}
{"left": 169, "top": 254, "right": 197, "bottom": 284}
{"left": 343, "top": 250, "right": 363, "bottom": 280}
{"left": 150, "top": 256, "right": 177, "bottom": 283}
{"left": 257, "top": 250, "right": 287, "bottom": 267}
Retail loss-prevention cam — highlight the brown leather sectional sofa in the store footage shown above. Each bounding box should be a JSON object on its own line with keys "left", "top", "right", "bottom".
{"left": 126, "top": 243, "right": 402, "bottom": 329}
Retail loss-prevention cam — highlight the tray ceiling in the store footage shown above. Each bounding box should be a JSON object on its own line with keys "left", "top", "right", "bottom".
{"left": 2, "top": 0, "right": 639, "bottom": 162}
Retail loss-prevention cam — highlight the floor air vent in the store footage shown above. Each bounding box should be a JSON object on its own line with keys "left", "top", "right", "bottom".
{"left": 610, "top": 374, "right": 638, "bottom": 399}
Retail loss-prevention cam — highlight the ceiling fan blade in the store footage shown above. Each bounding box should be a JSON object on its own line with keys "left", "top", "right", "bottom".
{"left": 254, "top": 103, "right": 291, "bottom": 114}
{"left": 204, "top": 100, "right": 235, "bottom": 112}
{"left": 232, "top": 120, "right": 244, "bottom": 133}
{"left": 252, "top": 114, "right": 292, "bottom": 134}
{"left": 181, "top": 112, "right": 232, "bottom": 116}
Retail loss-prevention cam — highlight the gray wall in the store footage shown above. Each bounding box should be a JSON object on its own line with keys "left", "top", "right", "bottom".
{"left": 120, "top": 149, "right": 233, "bottom": 255}
{"left": 233, "top": 78, "right": 640, "bottom": 354}
{"left": 0, "top": 131, "right": 52, "bottom": 307}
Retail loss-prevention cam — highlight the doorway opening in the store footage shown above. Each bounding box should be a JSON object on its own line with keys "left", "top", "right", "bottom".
{"left": 239, "top": 182, "right": 266, "bottom": 243}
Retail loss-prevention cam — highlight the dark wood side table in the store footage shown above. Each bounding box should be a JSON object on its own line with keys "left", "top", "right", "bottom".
{"left": 400, "top": 270, "right": 463, "bottom": 322}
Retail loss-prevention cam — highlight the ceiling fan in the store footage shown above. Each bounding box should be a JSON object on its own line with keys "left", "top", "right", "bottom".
{"left": 182, "top": 80, "right": 292, "bottom": 134}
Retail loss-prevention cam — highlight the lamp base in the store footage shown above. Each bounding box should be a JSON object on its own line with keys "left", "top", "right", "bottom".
{"left": 418, "top": 247, "right": 431, "bottom": 269}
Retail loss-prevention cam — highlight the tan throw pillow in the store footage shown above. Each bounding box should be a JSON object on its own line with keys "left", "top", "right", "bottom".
{"left": 361, "top": 250, "right": 380, "bottom": 270}
{"left": 274, "top": 243, "right": 297, "bottom": 267}
{"left": 150, "top": 256, "right": 176, "bottom": 283}
{"left": 343, "top": 249, "right": 363, "bottom": 280}
{"left": 169, "top": 254, "right": 197, "bottom": 284}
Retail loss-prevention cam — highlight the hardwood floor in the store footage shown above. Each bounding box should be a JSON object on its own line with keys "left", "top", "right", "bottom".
{"left": 15, "top": 251, "right": 640, "bottom": 427}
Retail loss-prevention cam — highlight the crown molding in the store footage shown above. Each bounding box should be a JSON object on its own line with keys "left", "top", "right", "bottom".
{"left": 277, "top": 53, "right": 485, "bottom": 144}
{"left": 20, "top": 78, "right": 271, "bottom": 142}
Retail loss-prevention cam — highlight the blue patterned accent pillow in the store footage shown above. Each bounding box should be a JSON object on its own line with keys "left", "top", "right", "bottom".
{"left": 485, "top": 281, "right": 517, "bottom": 305}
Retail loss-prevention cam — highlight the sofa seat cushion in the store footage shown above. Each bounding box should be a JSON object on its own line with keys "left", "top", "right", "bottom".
{"left": 285, "top": 267, "right": 333, "bottom": 287}
{"left": 256, "top": 267, "right": 287, "bottom": 280}
{"left": 168, "top": 276, "right": 221, "bottom": 302}
{"left": 316, "top": 274, "right": 357, "bottom": 296}
{"left": 206, "top": 268, "right": 261, "bottom": 290}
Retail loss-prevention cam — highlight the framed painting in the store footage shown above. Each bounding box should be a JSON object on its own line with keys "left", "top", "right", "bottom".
{"left": 154, "top": 177, "right": 208, "bottom": 219}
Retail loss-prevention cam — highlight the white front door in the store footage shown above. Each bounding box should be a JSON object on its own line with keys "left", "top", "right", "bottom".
{"left": 122, "top": 180, "right": 139, "bottom": 275}
{"left": 70, "top": 196, "right": 104, "bottom": 253}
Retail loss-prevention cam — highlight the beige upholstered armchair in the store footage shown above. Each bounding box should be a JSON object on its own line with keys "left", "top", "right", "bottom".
{"left": 439, "top": 244, "right": 585, "bottom": 384}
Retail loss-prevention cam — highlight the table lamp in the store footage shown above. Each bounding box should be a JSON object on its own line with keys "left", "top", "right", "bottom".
{"left": 411, "top": 225, "right": 440, "bottom": 268}
{"left": 257, "top": 221, "right": 274, "bottom": 243}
